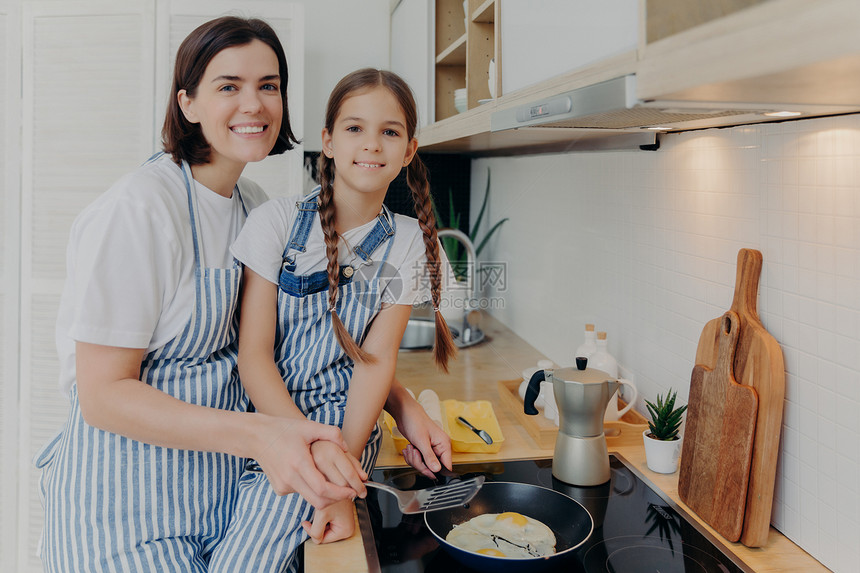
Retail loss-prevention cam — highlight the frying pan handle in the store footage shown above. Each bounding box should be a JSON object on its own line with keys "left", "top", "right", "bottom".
{"left": 524, "top": 370, "right": 546, "bottom": 415}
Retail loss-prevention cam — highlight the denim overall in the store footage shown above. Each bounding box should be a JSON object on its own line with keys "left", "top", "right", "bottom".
{"left": 209, "top": 187, "right": 395, "bottom": 573}
{"left": 35, "top": 155, "right": 250, "bottom": 572}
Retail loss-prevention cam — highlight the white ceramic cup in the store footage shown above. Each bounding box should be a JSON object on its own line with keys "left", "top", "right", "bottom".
{"left": 604, "top": 378, "right": 638, "bottom": 422}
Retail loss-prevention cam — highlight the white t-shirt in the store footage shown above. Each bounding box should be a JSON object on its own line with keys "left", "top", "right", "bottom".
{"left": 55, "top": 154, "right": 268, "bottom": 397}
{"left": 230, "top": 193, "right": 448, "bottom": 307}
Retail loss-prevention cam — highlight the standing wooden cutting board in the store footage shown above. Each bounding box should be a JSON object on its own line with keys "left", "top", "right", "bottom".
{"left": 679, "top": 311, "right": 759, "bottom": 541}
{"left": 694, "top": 248, "right": 785, "bottom": 547}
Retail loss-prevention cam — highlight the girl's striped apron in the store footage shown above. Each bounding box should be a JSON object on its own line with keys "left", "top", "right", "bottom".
{"left": 209, "top": 187, "right": 395, "bottom": 573}
{"left": 35, "top": 158, "right": 249, "bottom": 572}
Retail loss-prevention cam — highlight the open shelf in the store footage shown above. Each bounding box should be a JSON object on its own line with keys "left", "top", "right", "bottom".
{"left": 436, "top": 33, "right": 466, "bottom": 65}
{"left": 434, "top": 0, "right": 499, "bottom": 122}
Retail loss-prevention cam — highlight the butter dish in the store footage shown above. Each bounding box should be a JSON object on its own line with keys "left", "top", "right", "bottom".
{"left": 442, "top": 399, "right": 504, "bottom": 453}
{"left": 382, "top": 411, "right": 410, "bottom": 451}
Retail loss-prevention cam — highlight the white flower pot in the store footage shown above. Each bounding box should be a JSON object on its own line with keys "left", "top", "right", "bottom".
{"left": 642, "top": 429, "right": 682, "bottom": 474}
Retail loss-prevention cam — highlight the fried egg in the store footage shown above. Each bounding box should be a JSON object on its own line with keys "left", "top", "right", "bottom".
{"left": 445, "top": 511, "right": 556, "bottom": 559}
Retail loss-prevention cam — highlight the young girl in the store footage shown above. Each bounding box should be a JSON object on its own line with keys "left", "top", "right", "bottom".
{"left": 214, "top": 68, "right": 456, "bottom": 571}
{"left": 36, "top": 18, "right": 446, "bottom": 571}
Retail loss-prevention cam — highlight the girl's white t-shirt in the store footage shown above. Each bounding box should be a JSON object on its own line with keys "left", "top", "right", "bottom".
{"left": 230, "top": 194, "right": 449, "bottom": 307}
{"left": 55, "top": 154, "right": 268, "bottom": 397}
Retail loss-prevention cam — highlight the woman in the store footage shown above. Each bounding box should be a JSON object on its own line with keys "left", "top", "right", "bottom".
{"left": 35, "top": 17, "right": 449, "bottom": 572}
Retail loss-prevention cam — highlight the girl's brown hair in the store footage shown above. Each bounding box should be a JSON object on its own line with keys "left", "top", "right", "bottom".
{"left": 162, "top": 16, "right": 299, "bottom": 165}
{"left": 318, "top": 68, "right": 456, "bottom": 372}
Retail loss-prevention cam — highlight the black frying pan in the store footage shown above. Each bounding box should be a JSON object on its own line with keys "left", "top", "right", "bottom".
{"left": 423, "top": 481, "right": 593, "bottom": 573}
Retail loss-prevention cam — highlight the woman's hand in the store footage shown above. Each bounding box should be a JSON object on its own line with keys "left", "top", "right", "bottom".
{"left": 253, "top": 416, "right": 367, "bottom": 509}
{"left": 301, "top": 499, "right": 356, "bottom": 544}
{"left": 386, "top": 381, "right": 453, "bottom": 479}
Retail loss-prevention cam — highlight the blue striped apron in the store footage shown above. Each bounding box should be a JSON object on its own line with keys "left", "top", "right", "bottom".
{"left": 209, "top": 187, "right": 395, "bottom": 573}
{"left": 35, "top": 157, "right": 250, "bottom": 572}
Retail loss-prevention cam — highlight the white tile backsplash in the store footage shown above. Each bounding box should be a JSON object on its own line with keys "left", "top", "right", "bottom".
{"left": 473, "top": 113, "right": 860, "bottom": 572}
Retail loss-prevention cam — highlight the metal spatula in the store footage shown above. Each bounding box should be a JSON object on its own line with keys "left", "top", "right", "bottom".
{"left": 366, "top": 476, "right": 485, "bottom": 514}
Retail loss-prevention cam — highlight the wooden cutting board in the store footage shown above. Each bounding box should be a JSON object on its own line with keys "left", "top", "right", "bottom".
{"left": 694, "top": 248, "right": 786, "bottom": 547}
{"left": 679, "top": 311, "right": 758, "bottom": 542}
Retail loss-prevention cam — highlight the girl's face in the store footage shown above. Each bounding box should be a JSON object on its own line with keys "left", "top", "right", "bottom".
{"left": 321, "top": 86, "right": 418, "bottom": 199}
{"left": 178, "top": 39, "right": 282, "bottom": 171}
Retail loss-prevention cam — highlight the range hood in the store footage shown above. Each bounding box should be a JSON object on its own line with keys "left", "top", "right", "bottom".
{"left": 490, "top": 74, "right": 859, "bottom": 135}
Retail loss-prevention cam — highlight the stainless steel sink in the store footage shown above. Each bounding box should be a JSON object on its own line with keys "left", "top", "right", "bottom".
{"left": 399, "top": 319, "right": 442, "bottom": 350}
{"left": 398, "top": 229, "right": 487, "bottom": 351}
{"left": 399, "top": 317, "right": 484, "bottom": 350}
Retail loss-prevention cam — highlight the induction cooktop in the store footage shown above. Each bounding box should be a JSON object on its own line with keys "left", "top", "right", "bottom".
{"left": 356, "top": 454, "right": 754, "bottom": 573}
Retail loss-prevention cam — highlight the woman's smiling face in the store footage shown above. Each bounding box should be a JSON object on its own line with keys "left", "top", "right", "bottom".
{"left": 179, "top": 39, "right": 283, "bottom": 171}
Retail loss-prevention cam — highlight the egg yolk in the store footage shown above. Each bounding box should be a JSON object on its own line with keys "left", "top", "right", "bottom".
{"left": 496, "top": 511, "right": 528, "bottom": 527}
{"left": 477, "top": 548, "right": 507, "bottom": 557}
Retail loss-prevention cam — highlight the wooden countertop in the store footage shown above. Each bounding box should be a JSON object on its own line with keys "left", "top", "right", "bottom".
{"left": 305, "top": 314, "right": 829, "bottom": 573}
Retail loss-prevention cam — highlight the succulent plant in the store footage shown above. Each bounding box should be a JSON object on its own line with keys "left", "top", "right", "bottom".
{"left": 645, "top": 389, "right": 687, "bottom": 441}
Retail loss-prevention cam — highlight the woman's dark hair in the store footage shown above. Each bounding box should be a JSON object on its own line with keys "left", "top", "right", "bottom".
{"left": 162, "top": 16, "right": 299, "bottom": 165}
{"left": 317, "top": 68, "right": 456, "bottom": 372}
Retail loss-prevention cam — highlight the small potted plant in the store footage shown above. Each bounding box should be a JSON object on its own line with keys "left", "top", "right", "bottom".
{"left": 643, "top": 389, "right": 687, "bottom": 474}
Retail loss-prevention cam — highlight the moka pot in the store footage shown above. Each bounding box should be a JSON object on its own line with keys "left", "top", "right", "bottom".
{"left": 524, "top": 357, "right": 618, "bottom": 486}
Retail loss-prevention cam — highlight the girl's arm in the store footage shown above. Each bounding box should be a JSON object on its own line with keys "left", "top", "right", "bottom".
{"left": 341, "top": 303, "right": 413, "bottom": 459}
{"left": 237, "top": 267, "right": 308, "bottom": 420}
{"left": 303, "top": 304, "right": 412, "bottom": 545}
{"left": 385, "top": 380, "right": 453, "bottom": 478}
{"left": 237, "top": 267, "right": 368, "bottom": 492}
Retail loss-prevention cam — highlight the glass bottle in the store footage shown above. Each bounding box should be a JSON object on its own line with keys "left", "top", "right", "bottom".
{"left": 590, "top": 331, "right": 618, "bottom": 378}
{"left": 574, "top": 323, "right": 597, "bottom": 361}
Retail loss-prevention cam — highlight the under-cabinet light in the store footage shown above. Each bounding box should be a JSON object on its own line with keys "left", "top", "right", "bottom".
{"left": 764, "top": 111, "right": 803, "bottom": 117}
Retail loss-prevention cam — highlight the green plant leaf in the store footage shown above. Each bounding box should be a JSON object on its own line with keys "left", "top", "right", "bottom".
{"left": 645, "top": 389, "right": 686, "bottom": 440}
{"left": 474, "top": 217, "right": 509, "bottom": 258}
{"left": 432, "top": 194, "right": 445, "bottom": 229}
{"left": 469, "top": 169, "right": 491, "bottom": 240}
{"left": 447, "top": 188, "right": 458, "bottom": 232}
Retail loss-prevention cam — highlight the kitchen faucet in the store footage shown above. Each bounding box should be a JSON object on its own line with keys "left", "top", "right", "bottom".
{"left": 437, "top": 228, "right": 484, "bottom": 348}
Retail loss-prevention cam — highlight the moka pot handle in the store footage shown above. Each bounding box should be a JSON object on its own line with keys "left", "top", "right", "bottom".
{"left": 524, "top": 370, "right": 547, "bottom": 415}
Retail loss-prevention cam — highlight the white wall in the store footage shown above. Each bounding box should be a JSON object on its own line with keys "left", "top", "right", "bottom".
{"left": 473, "top": 114, "right": 860, "bottom": 573}
{"left": 288, "top": 0, "right": 391, "bottom": 150}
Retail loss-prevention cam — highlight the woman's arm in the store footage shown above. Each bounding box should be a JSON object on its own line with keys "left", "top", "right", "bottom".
{"left": 340, "top": 303, "right": 413, "bottom": 459}
{"left": 74, "top": 343, "right": 365, "bottom": 508}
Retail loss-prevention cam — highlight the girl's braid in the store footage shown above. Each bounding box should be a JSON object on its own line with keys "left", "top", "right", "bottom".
{"left": 317, "top": 153, "right": 372, "bottom": 363}
{"left": 407, "top": 155, "right": 456, "bottom": 372}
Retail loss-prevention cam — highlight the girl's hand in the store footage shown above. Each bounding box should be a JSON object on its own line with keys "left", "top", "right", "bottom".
{"left": 301, "top": 499, "right": 356, "bottom": 544}
{"left": 393, "top": 396, "right": 453, "bottom": 479}
{"left": 310, "top": 439, "right": 368, "bottom": 494}
{"left": 254, "top": 416, "right": 366, "bottom": 508}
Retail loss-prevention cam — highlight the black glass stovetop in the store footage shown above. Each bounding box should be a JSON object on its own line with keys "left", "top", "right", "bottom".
{"left": 359, "top": 454, "right": 753, "bottom": 573}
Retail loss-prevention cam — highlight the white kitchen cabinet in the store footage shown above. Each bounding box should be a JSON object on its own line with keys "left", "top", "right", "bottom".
{"left": 637, "top": 0, "right": 860, "bottom": 106}
{"left": 4, "top": 2, "right": 303, "bottom": 572}
{"left": 413, "top": 0, "right": 860, "bottom": 155}
{"left": 1, "top": 2, "right": 22, "bottom": 569}
{"left": 500, "top": 0, "right": 638, "bottom": 94}
{"left": 390, "top": 0, "right": 434, "bottom": 126}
